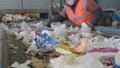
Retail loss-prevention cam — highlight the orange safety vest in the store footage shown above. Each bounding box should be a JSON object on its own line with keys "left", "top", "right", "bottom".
{"left": 64, "top": 0, "right": 93, "bottom": 26}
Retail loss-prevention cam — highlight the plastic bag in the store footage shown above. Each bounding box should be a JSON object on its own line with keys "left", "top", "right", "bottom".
{"left": 20, "top": 21, "right": 32, "bottom": 33}
{"left": 50, "top": 54, "right": 104, "bottom": 68}
{"left": 67, "top": 26, "right": 79, "bottom": 34}
{"left": 0, "top": 22, "right": 9, "bottom": 31}
{"left": 30, "top": 21, "right": 44, "bottom": 28}
{"left": 68, "top": 34, "right": 80, "bottom": 44}
{"left": 15, "top": 31, "right": 26, "bottom": 40}
{"left": 42, "top": 30, "right": 54, "bottom": 37}
{"left": 51, "top": 22, "right": 66, "bottom": 38}
{"left": 104, "top": 37, "right": 120, "bottom": 50}
{"left": 87, "top": 36, "right": 105, "bottom": 50}
{"left": 36, "top": 33, "right": 59, "bottom": 52}
{"left": 16, "top": 22, "right": 32, "bottom": 40}
{"left": 23, "top": 33, "right": 31, "bottom": 47}
{"left": 35, "top": 24, "right": 46, "bottom": 35}
{"left": 6, "top": 28, "right": 18, "bottom": 36}
{"left": 76, "top": 54, "right": 104, "bottom": 68}
{"left": 81, "top": 23, "right": 92, "bottom": 38}
{"left": 30, "top": 31, "right": 36, "bottom": 40}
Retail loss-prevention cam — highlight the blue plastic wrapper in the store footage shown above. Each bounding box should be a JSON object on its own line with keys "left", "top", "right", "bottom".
{"left": 36, "top": 33, "right": 59, "bottom": 52}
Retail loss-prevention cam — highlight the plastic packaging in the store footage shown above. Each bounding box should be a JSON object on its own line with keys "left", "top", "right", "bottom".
{"left": 51, "top": 22, "right": 66, "bottom": 38}
{"left": 15, "top": 31, "right": 26, "bottom": 40}
{"left": 104, "top": 37, "right": 120, "bottom": 50}
{"left": 67, "top": 26, "right": 74, "bottom": 33}
{"left": 50, "top": 54, "right": 104, "bottom": 68}
{"left": 15, "top": 22, "right": 32, "bottom": 40}
{"left": 30, "top": 31, "right": 36, "bottom": 40}
{"left": 30, "top": 21, "right": 44, "bottom": 28}
{"left": 42, "top": 30, "right": 54, "bottom": 37}
{"left": 87, "top": 36, "right": 105, "bottom": 50}
{"left": 36, "top": 33, "right": 59, "bottom": 52}
{"left": 81, "top": 23, "right": 92, "bottom": 38}
{"left": 76, "top": 54, "right": 104, "bottom": 68}
{"left": 6, "top": 28, "right": 19, "bottom": 36}
{"left": 0, "top": 22, "right": 9, "bottom": 31}
{"left": 20, "top": 21, "right": 32, "bottom": 33}
{"left": 67, "top": 26, "right": 79, "bottom": 34}
{"left": 35, "top": 24, "right": 46, "bottom": 35}
{"left": 68, "top": 34, "right": 80, "bottom": 44}
{"left": 23, "top": 33, "right": 31, "bottom": 47}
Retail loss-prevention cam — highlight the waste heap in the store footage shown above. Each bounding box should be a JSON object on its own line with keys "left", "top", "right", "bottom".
{"left": 0, "top": 13, "right": 120, "bottom": 68}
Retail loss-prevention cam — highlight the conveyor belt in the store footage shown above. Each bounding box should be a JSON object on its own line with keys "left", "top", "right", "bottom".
{"left": 2, "top": 32, "right": 27, "bottom": 68}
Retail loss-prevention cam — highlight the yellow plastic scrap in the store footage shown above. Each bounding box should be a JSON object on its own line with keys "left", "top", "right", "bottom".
{"left": 57, "top": 44, "right": 71, "bottom": 50}
{"left": 55, "top": 47, "right": 72, "bottom": 55}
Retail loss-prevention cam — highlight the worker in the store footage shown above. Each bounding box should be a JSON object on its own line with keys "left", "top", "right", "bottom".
{"left": 47, "top": 0, "right": 102, "bottom": 27}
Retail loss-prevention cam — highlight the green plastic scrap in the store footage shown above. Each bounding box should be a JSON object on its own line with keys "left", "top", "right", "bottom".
{"left": 56, "top": 3, "right": 64, "bottom": 8}
{"left": 15, "top": 29, "right": 19, "bottom": 33}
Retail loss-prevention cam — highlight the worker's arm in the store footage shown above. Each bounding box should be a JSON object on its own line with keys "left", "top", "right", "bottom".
{"left": 87, "top": 0, "right": 102, "bottom": 26}
{"left": 47, "top": 8, "right": 67, "bottom": 26}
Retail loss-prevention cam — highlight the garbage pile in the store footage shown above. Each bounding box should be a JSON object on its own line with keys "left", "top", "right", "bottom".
{"left": 1, "top": 14, "right": 120, "bottom": 68}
